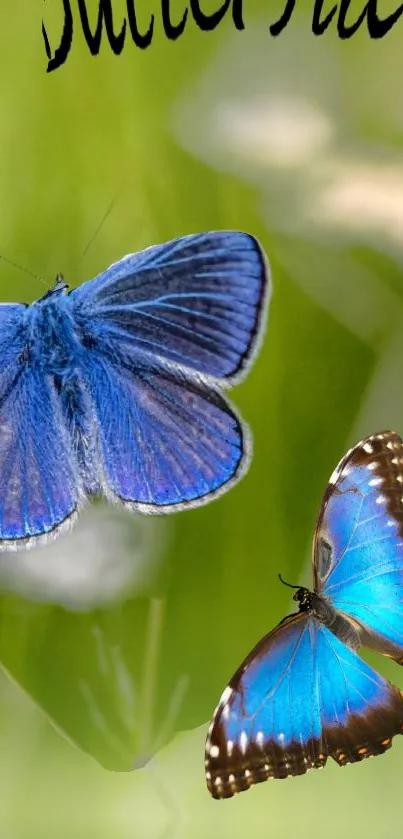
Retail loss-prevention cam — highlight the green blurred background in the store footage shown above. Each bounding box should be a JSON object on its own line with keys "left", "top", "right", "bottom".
{"left": 0, "top": 0, "right": 402, "bottom": 836}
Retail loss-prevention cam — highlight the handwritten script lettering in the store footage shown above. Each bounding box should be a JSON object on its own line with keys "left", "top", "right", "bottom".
{"left": 43, "top": 0, "right": 403, "bottom": 73}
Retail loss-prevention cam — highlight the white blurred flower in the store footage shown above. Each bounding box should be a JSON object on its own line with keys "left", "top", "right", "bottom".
{"left": 310, "top": 160, "right": 403, "bottom": 245}
{"left": 173, "top": 22, "right": 403, "bottom": 257}
{"left": 0, "top": 505, "right": 167, "bottom": 611}
{"left": 212, "top": 95, "right": 334, "bottom": 169}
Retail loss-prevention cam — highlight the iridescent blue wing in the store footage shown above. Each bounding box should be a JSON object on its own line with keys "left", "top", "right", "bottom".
{"left": 81, "top": 352, "right": 245, "bottom": 510}
{"left": 313, "top": 431, "right": 403, "bottom": 664}
{"left": 205, "top": 613, "right": 403, "bottom": 799}
{"left": 70, "top": 232, "right": 269, "bottom": 510}
{"left": 0, "top": 304, "right": 82, "bottom": 549}
{"left": 71, "top": 231, "right": 269, "bottom": 383}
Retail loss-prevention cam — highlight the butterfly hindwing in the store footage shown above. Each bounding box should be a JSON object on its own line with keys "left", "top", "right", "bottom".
{"left": 0, "top": 357, "right": 82, "bottom": 548}
{"left": 81, "top": 352, "right": 245, "bottom": 510}
{"left": 70, "top": 231, "right": 269, "bottom": 383}
{"left": 314, "top": 431, "right": 403, "bottom": 663}
{"left": 206, "top": 614, "right": 324, "bottom": 799}
{"left": 205, "top": 613, "right": 403, "bottom": 799}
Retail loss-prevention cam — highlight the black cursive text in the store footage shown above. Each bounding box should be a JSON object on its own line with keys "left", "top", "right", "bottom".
{"left": 43, "top": 0, "right": 403, "bottom": 73}
{"left": 43, "top": 0, "right": 244, "bottom": 72}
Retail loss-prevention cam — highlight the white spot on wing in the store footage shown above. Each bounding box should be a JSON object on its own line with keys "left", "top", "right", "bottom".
{"left": 376, "top": 495, "right": 385, "bottom": 504}
{"left": 227, "top": 739, "right": 234, "bottom": 757}
{"left": 220, "top": 686, "right": 233, "bottom": 705}
{"left": 363, "top": 442, "right": 374, "bottom": 454}
{"left": 256, "top": 730, "right": 264, "bottom": 748}
{"left": 239, "top": 731, "right": 248, "bottom": 754}
{"left": 209, "top": 744, "right": 220, "bottom": 758}
{"left": 368, "top": 477, "right": 383, "bottom": 487}
{"left": 328, "top": 467, "right": 340, "bottom": 485}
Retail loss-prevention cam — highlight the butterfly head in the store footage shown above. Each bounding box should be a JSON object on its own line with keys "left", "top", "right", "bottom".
{"left": 278, "top": 574, "right": 314, "bottom": 613}
{"left": 292, "top": 587, "right": 314, "bottom": 612}
{"left": 36, "top": 274, "right": 69, "bottom": 304}
{"left": 54, "top": 273, "right": 69, "bottom": 293}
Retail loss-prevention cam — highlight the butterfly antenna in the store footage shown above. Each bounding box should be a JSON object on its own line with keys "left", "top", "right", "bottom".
{"left": 0, "top": 253, "right": 50, "bottom": 289}
{"left": 278, "top": 573, "right": 300, "bottom": 590}
{"left": 80, "top": 192, "right": 120, "bottom": 262}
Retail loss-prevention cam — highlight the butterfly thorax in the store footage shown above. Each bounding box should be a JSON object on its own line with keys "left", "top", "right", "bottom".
{"left": 293, "top": 587, "right": 361, "bottom": 651}
{"left": 23, "top": 289, "right": 80, "bottom": 377}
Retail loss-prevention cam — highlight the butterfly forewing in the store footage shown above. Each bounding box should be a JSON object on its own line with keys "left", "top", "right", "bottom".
{"left": 71, "top": 231, "right": 270, "bottom": 384}
{"left": 313, "top": 431, "right": 403, "bottom": 663}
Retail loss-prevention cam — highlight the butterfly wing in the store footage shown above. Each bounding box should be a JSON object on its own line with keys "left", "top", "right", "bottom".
{"left": 205, "top": 613, "right": 403, "bottom": 799}
{"left": 0, "top": 305, "right": 82, "bottom": 548}
{"left": 70, "top": 231, "right": 269, "bottom": 383}
{"left": 313, "top": 431, "right": 403, "bottom": 663}
{"left": 80, "top": 351, "right": 245, "bottom": 510}
{"left": 70, "top": 232, "right": 268, "bottom": 510}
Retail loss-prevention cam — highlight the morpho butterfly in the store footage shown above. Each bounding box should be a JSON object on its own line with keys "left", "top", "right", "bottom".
{"left": 206, "top": 431, "right": 403, "bottom": 799}
{"left": 0, "top": 231, "right": 269, "bottom": 551}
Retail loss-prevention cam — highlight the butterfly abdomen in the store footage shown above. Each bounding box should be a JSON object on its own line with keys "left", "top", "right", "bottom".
{"left": 311, "top": 593, "right": 361, "bottom": 650}
{"left": 54, "top": 371, "right": 100, "bottom": 496}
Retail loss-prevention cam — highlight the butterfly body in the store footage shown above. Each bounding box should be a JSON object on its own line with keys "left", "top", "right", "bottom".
{"left": 0, "top": 231, "right": 269, "bottom": 550}
{"left": 287, "top": 586, "right": 361, "bottom": 650}
{"left": 7, "top": 281, "right": 102, "bottom": 497}
{"left": 206, "top": 431, "right": 403, "bottom": 799}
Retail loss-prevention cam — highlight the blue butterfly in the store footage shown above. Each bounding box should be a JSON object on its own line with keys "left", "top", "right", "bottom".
{"left": 0, "top": 231, "right": 269, "bottom": 551}
{"left": 205, "top": 431, "right": 403, "bottom": 798}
